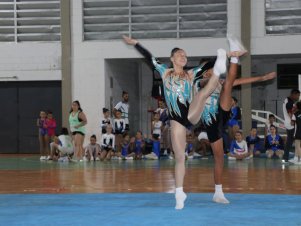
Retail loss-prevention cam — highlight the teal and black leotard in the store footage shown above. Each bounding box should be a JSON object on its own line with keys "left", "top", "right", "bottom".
{"left": 135, "top": 43, "right": 207, "bottom": 128}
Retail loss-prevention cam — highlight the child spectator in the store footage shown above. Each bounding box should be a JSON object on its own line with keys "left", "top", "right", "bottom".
{"left": 144, "top": 134, "right": 160, "bottom": 160}
{"left": 152, "top": 112, "right": 163, "bottom": 139}
{"left": 46, "top": 111, "right": 57, "bottom": 142}
{"left": 84, "top": 135, "right": 102, "bottom": 161}
{"left": 265, "top": 114, "right": 280, "bottom": 136}
{"left": 132, "top": 131, "right": 145, "bottom": 159}
{"left": 113, "top": 109, "right": 125, "bottom": 152}
{"left": 37, "top": 111, "right": 49, "bottom": 161}
{"left": 195, "top": 126, "right": 211, "bottom": 157}
{"left": 100, "top": 125, "right": 115, "bottom": 161}
{"left": 119, "top": 133, "right": 135, "bottom": 160}
{"left": 228, "top": 97, "right": 241, "bottom": 140}
{"left": 100, "top": 108, "right": 112, "bottom": 134}
{"left": 246, "top": 128, "right": 262, "bottom": 158}
{"left": 228, "top": 131, "right": 249, "bottom": 160}
{"left": 265, "top": 125, "right": 284, "bottom": 159}
{"left": 49, "top": 127, "right": 73, "bottom": 161}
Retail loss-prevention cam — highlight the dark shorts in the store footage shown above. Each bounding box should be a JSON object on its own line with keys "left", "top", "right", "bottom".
{"left": 205, "top": 105, "right": 231, "bottom": 143}
{"left": 72, "top": 131, "right": 85, "bottom": 136}
{"left": 102, "top": 146, "right": 113, "bottom": 152}
{"left": 169, "top": 99, "right": 192, "bottom": 129}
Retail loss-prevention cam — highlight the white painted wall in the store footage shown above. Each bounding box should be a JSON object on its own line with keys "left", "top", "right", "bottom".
{"left": 0, "top": 42, "right": 61, "bottom": 81}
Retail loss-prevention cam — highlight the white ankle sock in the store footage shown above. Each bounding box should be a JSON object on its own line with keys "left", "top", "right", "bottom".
{"left": 213, "top": 184, "right": 230, "bottom": 204}
{"left": 213, "top": 49, "right": 227, "bottom": 77}
{"left": 175, "top": 187, "right": 187, "bottom": 210}
{"left": 230, "top": 57, "right": 239, "bottom": 64}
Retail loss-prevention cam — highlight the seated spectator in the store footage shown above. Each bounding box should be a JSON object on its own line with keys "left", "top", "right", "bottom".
{"left": 144, "top": 134, "right": 160, "bottom": 160}
{"left": 246, "top": 128, "right": 262, "bottom": 158}
{"left": 132, "top": 131, "right": 145, "bottom": 160}
{"left": 265, "top": 125, "right": 284, "bottom": 159}
{"left": 195, "top": 126, "right": 212, "bottom": 157}
{"left": 265, "top": 114, "right": 279, "bottom": 136}
{"left": 49, "top": 127, "right": 73, "bottom": 161}
{"left": 119, "top": 133, "right": 135, "bottom": 160}
{"left": 228, "top": 97, "right": 241, "bottom": 140}
{"left": 84, "top": 134, "right": 102, "bottom": 161}
{"left": 100, "top": 125, "right": 115, "bottom": 161}
{"left": 228, "top": 131, "right": 249, "bottom": 160}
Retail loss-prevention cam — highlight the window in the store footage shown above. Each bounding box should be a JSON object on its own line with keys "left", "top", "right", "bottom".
{"left": 265, "top": 0, "right": 301, "bottom": 35}
{"left": 277, "top": 64, "right": 301, "bottom": 89}
{"left": 0, "top": 0, "right": 61, "bottom": 42}
{"left": 83, "top": 0, "right": 227, "bottom": 40}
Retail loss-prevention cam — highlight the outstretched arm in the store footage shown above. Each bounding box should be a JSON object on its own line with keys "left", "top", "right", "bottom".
{"left": 233, "top": 72, "right": 276, "bottom": 87}
{"left": 123, "top": 35, "right": 160, "bottom": 71}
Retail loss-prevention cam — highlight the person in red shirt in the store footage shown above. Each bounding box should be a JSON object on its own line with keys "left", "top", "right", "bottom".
{"left": 47, "top": 111, "right": 57, "bottom": 141}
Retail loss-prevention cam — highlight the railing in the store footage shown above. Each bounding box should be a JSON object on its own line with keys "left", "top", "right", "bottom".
{"left": 251, "top": 109, "right": 286, "bottom": 138}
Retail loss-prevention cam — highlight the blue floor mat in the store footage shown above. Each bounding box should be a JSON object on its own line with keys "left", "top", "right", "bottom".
{"left": 0, "top": 193, "right": 300, "bottom": 226}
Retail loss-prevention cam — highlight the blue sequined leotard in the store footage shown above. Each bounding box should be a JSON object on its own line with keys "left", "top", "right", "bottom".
{"left": 135, "top": 43, "right": 207, "bottom": 128}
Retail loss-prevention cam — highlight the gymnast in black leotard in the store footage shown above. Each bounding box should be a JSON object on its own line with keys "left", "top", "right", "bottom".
{"left": 123, "top": 35, "right": 227, "bottom": 210}
{"left": 193, "top": 36, "right": 275, "bottom": 204}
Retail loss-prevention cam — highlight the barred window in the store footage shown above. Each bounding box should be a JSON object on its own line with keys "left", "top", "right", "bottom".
{"left": 265, "top": 0, "right": 301, "bottom": 35}
{"left": 83, "top": 0, "right": 227, "bottom": 41}
{"left": 0, "top": 0, "right": 60, "bottom": 42}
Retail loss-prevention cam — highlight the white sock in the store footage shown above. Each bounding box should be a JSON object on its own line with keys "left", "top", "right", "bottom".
{"left": 213, "top": 184, "right": 230, "bottom": 204}
{"left": 175, "top": 187, "right": 187, "bottom": 210}
{"left": 230, "top": 56, "right": 239, "bottom": 64}
{"left": 213, "top": 49, "right": 227, "bottom": 77}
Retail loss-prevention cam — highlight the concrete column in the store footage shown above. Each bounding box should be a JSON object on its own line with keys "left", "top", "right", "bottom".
{"left": 60, "top": 0, "right": 72, "bottom": 127}
{"left": 241, "top": 0, "right": 252, "bottom": 135}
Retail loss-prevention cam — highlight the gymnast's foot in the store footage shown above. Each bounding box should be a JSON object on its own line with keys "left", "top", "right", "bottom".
{"left": 175, "top": 187, "right": 187, "bottom": 210}
{"left": 227, "top": 34, "right": 247, "bottom": 62}
{"left": 213, "top": 192, "right": 230, "bottom": 204}
{"left": 213, "top": 49, "right": 227, "bottom": 77}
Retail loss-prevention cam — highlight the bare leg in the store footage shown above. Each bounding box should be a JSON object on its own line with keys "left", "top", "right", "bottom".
{"left": 188, "top": 49, "right": 227, "bottom": 125}
{"left": 74, "top": 134, "right": 84, "bottom": 161}
{"left": 220, "top": 63, "right": 238, "bottom": 111}
{"left": 170, "top": 120, "right": 187, "bottom": 210}
{"left": 211, "top": 139, "right": 229, "bottom": 204}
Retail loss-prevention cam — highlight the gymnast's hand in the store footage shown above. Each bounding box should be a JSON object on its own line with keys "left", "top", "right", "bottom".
{"left": 263, "top": 72, "right": 276, "bottom": 81}
{"left": 123, "top": 35, "right": 138, "bottom": 45}
{"left": 262, "top": 72, "right": 276, "bottom": 81}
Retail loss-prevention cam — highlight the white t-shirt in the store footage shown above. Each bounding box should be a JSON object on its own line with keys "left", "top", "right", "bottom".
{"left": 152, "top": 120, "right": 162, "bottom": 137}
{"left": 233, "top": 140, "right": 248, "bottom": 155}
{"left": 282, "top": 97, "right": 294, "bottom": 130}
{"left": 58, "top": 135, "right": 73, "bottom": 154}
{"left": 114, "top": 101, "right": 129, "bottom": 125}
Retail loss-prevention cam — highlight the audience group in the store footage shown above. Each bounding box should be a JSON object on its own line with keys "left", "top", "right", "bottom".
{"left": 37, "top": 89, "right": 301, "bottom": 164}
